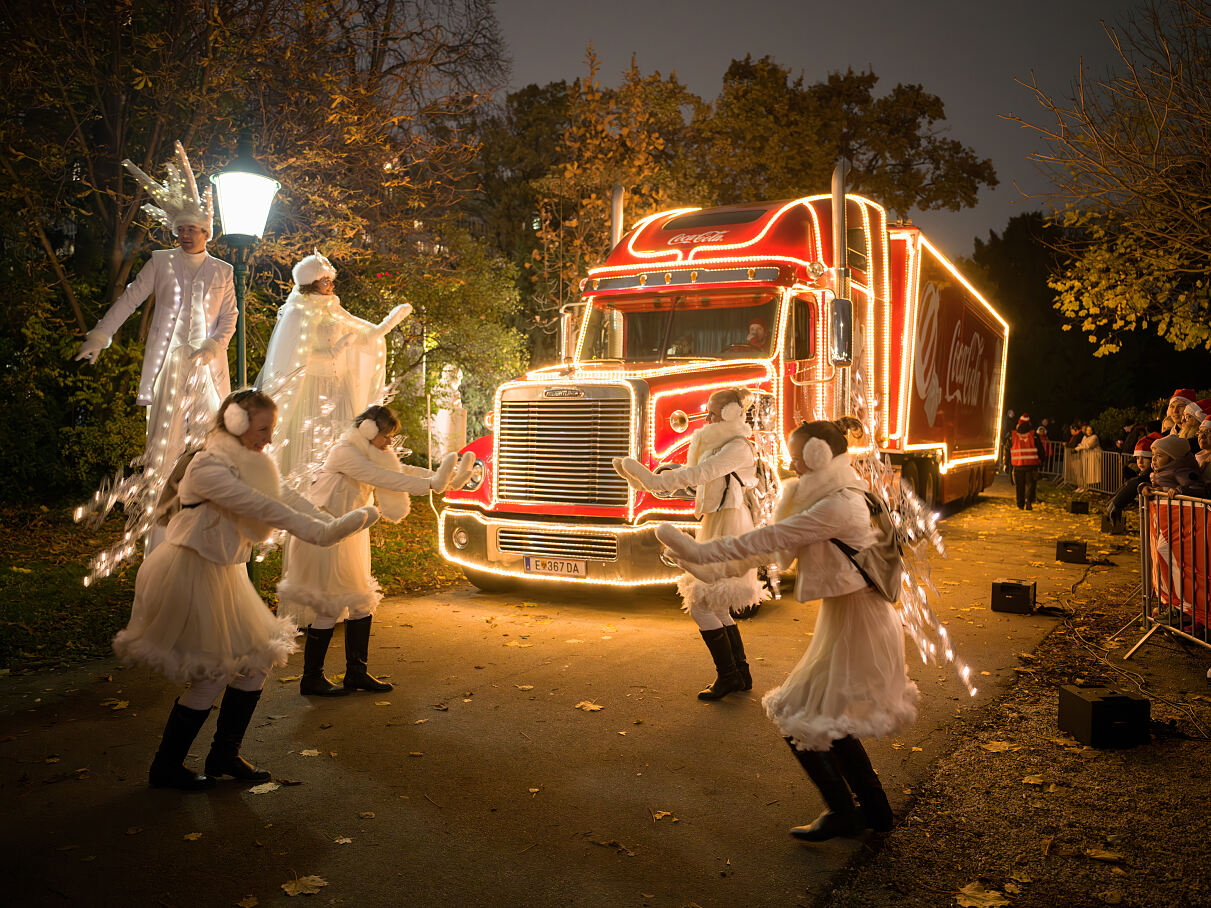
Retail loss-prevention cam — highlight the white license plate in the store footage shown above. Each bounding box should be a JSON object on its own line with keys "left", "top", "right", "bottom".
{"left": 523, "top": 557, "right": 587, "bottom": 577}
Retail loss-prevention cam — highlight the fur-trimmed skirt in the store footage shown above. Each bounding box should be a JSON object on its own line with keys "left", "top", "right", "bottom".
{"left": 763, "top": 588, "right": 918, "bottom": 751}
{"left": 678, "top": 506, "right": 767, "bottom": 619}
{"left": 277, "top": 526, "right": 381, "bottom": 627}
{"left": 113, "top": 543, "right": 298, "bottom": 685}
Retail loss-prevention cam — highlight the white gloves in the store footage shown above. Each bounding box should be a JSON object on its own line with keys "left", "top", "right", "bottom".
{"left": 655, "top": 523, "right": 700, "bottom": 559}
{"left": 429, "top": 452, "right": 458, "bottom": 491}
{"left": 289, "top": 505, "right": 380, "bottom": 546}
{"left": 370, "top": 302, "right": 412, "bottom": 340}
{"left": 189, "top": 339, "right": 220, "bottom": 366}
{"left": 74, "top": 329, "right": 111, "bottom": 364}
{"left": 613, "top": 456, "right": 683, "bottom": 493}
{"left": 447, "top": 451, "right": 476, "bottom": 490}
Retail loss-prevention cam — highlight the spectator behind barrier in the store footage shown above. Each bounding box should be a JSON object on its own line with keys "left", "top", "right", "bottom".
{"left": 1165, "top": 388, "right": 1198, "bottom": 436}
{"left": 1180, "top": 398, "right": 1211, "bottom": 455}
{"left": 1197, "top": 416, "right": 1211, "bottom": 484}
{"left": 1147, "top": 434, "right": 1208, "bottom": 498}
{"left": 1107, "top": 432, "right": 1161, "bottom": 522}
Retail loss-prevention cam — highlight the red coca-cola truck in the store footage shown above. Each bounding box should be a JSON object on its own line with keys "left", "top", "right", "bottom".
{"left": 440, "top": 183, "right": 1008, "bottom": 589}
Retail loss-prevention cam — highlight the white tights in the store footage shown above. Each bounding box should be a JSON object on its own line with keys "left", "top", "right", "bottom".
{"left": 309, "top": 606, "right": 375, "bottom": 631}
{"left": 179, "top": 670, "right": 267, "bottom": 710}
{"left": 688, "top": 602, "right": 737, "bottom": 632}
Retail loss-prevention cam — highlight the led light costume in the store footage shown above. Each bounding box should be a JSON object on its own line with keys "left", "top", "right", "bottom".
{"left": 74, "top": 142, "right": 237, "bottom": 563}
{"left": 255, "top": 252, "right": 410, "bottom": 486}
{"left": 614, "top": 388, "right": 767, "bottom": 701}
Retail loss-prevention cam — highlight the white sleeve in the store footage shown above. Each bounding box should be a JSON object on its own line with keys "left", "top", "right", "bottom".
{"left": 671, "top": 496, "right": 852, "bottom": 564}
{"left": 327, "top": 445, "right": 432, "bottom": 495}
{"left": 93, "top": 256, "right": 159, "bottom": 337}
{"left": 661, "top": 439, "right": 753, "bottom": 489}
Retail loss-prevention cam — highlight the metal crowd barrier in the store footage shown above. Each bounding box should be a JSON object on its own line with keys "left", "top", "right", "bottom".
{"left": 1038, "top": 440, "right": 1065, "bottom": 480}
{"left": 1059, "top": 448, "right": 1136, "bottom": 496}
{"left": 1124, "top": 488, "right": 1211, "bottom": 659}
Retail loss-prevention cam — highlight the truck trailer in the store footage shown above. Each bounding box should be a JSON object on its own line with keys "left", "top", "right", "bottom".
{"left": 440, "top": 187, "right": 1008, "bottom": 590}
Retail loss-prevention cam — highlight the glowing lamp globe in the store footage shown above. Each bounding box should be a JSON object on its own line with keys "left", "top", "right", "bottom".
{"left": 210, "top": 135, "right": 279, "bottom": 243}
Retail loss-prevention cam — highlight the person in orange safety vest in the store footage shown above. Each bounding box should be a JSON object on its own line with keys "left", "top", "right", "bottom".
{"left": 1010, "top": 414, "right": 1046, "bottom": 510}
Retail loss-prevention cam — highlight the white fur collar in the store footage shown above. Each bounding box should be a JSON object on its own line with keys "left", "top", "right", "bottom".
{"left": 685, "top": 418, "right": 751, "bottom": 467}
{"left": 205, "top": 430, "right": 281, "bottom": 497}
{"left": 340, "top": 427, "right": 402, "bottom": 471}
{"left": 287, "top": 289, "right": 341, "bottom": 312}
{"left": 773, "top": 452, "right": 865, "bottom": 522}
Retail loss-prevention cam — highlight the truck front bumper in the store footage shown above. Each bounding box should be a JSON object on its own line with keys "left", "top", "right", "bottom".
{"left": 439, "top": 508, "right": 696, "bottom": 586}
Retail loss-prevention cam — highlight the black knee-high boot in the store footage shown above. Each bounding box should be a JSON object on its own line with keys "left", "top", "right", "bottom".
{"left": 343, "top": 616, "right": 393, "bottom": 692}
{"left": 723, "top": 623, "right": 752, "bottom": 691}
{"left": 205, "top": 687, "right": 271, "bottom": 782}
{"left": 149, "top": 700, "right": 216, "bottom": 791}
{"left": 831, "top": 735, "right": 893, "bottom": 831}
{"left": 300, "top": 626, "right": 348, "bottom": 696}
{"left": 786, "top": 738, "right": 864, "bottom": 840}
{"left": 698, "top": 627, "right": 743, "bottom": 700}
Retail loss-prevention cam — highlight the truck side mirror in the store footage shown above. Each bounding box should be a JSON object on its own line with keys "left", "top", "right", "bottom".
{"left": 829, "top": 297, "right": 853, "bottom": 366}
{"left": 559, "top": 304, "right": 585, "bottom": 363}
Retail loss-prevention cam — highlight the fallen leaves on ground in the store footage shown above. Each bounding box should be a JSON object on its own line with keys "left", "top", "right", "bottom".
{"left": 981, "top": 741, "right": 1014, "bottom": 752}
{"left": 334, "top": 836, "right": 352, "bottom": 845}
{"left": 183, "top": 832, "right": 202, "bottom": 841}
{"left": 1084, "top": 848, "right": 1124, "bottom": 862}
{"left": 574, "top": 701, "right": 603, "bottom": 712}
{"left": 955, "top": 881, "right": 1011, "bottom": 907}
{"left": 248, "top": 782, "right": 280, "bottom": 795}
{"left": 281, "top": 875, "right": 327, "bottom": 896}
{"left": 237, "top": 897, "right": 258, "bottom": 908}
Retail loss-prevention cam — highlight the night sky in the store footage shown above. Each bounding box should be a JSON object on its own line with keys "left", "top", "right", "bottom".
{"left": 494, "top": 0, "right": 1145, "bottom": 258}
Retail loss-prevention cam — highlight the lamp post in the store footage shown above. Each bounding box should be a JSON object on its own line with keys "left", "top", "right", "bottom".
{"left": 210, "top": 131, "right": 280, "bottom": 387}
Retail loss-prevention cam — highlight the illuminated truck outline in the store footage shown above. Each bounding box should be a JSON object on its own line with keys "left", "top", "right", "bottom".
{"left": 439, "top": 192, "right": 1008, "bottom": 589}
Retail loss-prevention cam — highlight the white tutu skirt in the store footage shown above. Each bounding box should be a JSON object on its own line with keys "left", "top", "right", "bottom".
{"left": 277, "top": 527, "right": 381, "bottom": 627}
{"left": 763, "top": 588, "right": 919, "bottom": 751}
{"left": 678, "top": 506, "right": 767, "bottom": 618}
{"left": 113, "top": 543, "right": 298, "bottom": 685}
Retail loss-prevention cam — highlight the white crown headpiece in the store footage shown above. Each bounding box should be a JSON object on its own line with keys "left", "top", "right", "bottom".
{"left": 122, "top": 141, "right": 214, "bottom": 236}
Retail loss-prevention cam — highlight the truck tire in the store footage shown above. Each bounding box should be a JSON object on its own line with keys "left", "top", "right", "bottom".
{"left": 462, "top": 567, "right": 515, "bottom": 593}
{"left": 900, "top": 461, "right": 921, "bottom": 500}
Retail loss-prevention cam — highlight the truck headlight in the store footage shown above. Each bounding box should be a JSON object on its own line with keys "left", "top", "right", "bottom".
{"left": 462, "top": 459, "right": 485, "bottom": 492}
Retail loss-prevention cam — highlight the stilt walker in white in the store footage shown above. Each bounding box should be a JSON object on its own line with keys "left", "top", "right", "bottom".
{"left": 613, "top": 387, "right": 767, "bottom": 700}
{"left": 75, "top": 142, "right": 237, "bottom": 551}
{"left": 256, "top": 252, "right": 411, "bottom": 486}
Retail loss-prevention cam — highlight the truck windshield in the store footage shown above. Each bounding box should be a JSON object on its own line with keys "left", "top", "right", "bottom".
{"left": 579, "top": 292, "right": 778, "bottom": 363}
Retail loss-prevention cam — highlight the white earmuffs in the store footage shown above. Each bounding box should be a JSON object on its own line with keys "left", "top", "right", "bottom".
{"left": 223, "top": 402, "right": 250, "bottom": 436}
{"left": 358, "top": 419, "right": 380, "bottom": 441}
{"left": 802, "top": 436, "right": 833, "bottom": 471}
{"left": 720, "top": 401, "right": 743, "bottom": 424}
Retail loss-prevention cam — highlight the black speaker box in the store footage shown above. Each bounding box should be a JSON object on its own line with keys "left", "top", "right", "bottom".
{"left": 1058, "top": 685, "right": 1150, "bottom": 748}
{"left": 991, "top": 579, "right": 1036, "bottom": 614}
{"left": 1056, "top": 540, "right": 1087, "bottom": 563}
{"left": 1068, "top": 499, "right": 1090, "bottom": 514}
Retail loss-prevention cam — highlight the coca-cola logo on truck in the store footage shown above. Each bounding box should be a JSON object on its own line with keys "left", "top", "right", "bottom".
{"left": 914, "top": 281, "right": 992, "bottom": 428}
{"left": 667, "top": 230, "right": 729, "bottom": 245}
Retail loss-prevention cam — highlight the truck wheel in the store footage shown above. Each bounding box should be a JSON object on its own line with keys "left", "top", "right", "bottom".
{"left": 462, "top": 567, "right": 515, "bottom": 593}
{"left": 900, "top": 461, "right": 921, "bottom": 500}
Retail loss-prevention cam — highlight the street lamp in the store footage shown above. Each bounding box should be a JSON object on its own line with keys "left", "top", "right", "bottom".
{"left": 210, "top": 131, "right": 280, "bottom": 386}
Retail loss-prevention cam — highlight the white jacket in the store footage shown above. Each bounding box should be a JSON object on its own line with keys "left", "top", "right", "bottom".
{"left": 309, "top": 429, "right": 433, "bottom": 522}
{"left": 168, "top": 431, "right": 374, "bottom": 563}
{"left": 93, "top": 249, "right": 237, "bottom": 405}
{"left": 667, "top": 453, "right": 875, "bottom": 601}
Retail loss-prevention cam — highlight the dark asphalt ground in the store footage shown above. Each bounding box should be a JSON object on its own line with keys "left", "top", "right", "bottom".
{"left": 1, "top": 476, "right": 1155, "bottom": 907}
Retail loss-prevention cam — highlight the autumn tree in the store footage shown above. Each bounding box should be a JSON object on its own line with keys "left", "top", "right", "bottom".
{"left": 1012, "top": 0, "right": 1211, "bottom": 353}
{"left": 684, "top": 57, "right": 998, "bottom": 217}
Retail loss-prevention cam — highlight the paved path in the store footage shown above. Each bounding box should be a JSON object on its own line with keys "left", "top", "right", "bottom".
{"left": 1, "top": 477, "right": 1137, "bottom": 907}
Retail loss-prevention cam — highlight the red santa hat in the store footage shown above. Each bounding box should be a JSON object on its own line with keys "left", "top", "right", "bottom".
{"left": 1184, "top": 398, "right": 1211, "bottom": 421}
{"left": 1170, "top": 388, "right": 1198, "bottom": 407}
{"left": 1134, "top": 432, "right": 1162, "bottom": 457}
{"left": 1016, "top": 413, "right": 1031, "bottom": 426}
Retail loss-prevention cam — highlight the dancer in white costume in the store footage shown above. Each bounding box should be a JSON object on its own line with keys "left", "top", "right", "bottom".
{"left": 280, "top": 405, "right": 474, "bottom": 696}
{"left": 256, "top": 252, "right": 410, "bottom": 484}
{"left": 659, "top": 420, "right": 918, "bottom": 841}
{"left": 613, "top": 387, "right": 766, "bottom": 700}
{"left": 75, "top": 142, "right": 237, "bottom": 551}
{"left": 113, "top": 390, "right": 380, "bottom": 791}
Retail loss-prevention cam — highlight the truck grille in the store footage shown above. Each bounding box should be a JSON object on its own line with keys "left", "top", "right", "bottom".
{"left": 496, "top": 397, "right": 631, "bottom": 505}
{"left": 497, "top": 528, "right": 618, "bottom": 561}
